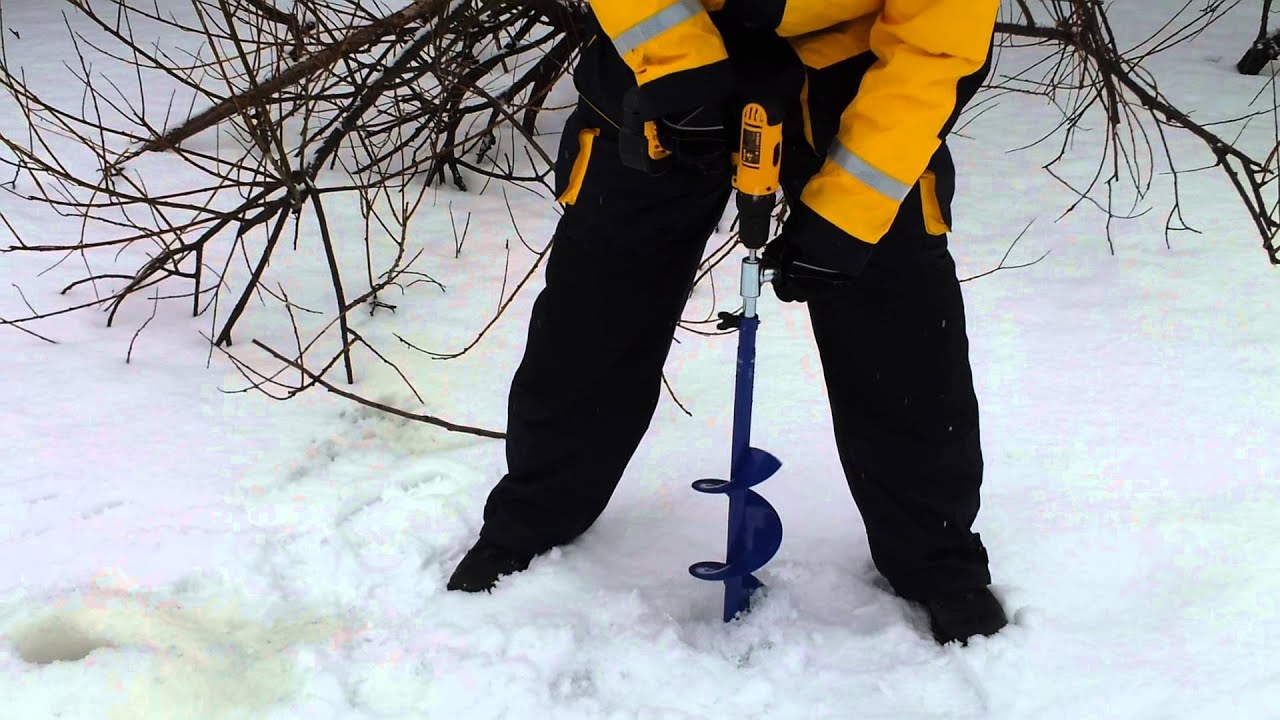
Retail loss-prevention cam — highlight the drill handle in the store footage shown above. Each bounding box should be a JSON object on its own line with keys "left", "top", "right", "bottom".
{"left": 733, "top": 102, "right": 784, "bottom": 250}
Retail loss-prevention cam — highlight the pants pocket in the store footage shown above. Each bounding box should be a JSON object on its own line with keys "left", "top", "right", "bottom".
{"left": 556, "top": 127, "right": 600, "bottom": 206}
{"left": 919, "top": 170, "right": 951, "bottom": 236}
{"left": 920, "top": 147, "right": 957, "bottom": 236}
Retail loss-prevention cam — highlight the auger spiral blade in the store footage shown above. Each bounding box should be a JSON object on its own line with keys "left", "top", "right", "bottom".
{"left": 688, "top": 488, "right": 784, "bottom": 584}
{"left": 691, "top": 448, "right": 782, "bottom": 494}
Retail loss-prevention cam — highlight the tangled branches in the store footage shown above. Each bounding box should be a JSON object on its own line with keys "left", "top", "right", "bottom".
{"left": 0, "top": 0, "right": 1275, "bottom": 436}
{"left": 0, "top": 0, "right": 584, "bottom": 435}
{"left": 994, "top": 0, "right": 1280, "bottom": 263}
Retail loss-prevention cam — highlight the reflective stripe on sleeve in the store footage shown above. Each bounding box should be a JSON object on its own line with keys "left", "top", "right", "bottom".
{"left": 612, "top": 0, "right": 704, "bottom": 57}
{"left": 830, "top": 142, "right": 912, "bottom": 201}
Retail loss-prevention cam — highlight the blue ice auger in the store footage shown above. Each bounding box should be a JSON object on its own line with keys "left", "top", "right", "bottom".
{"left": 689, "top": 101, "right": 786, "bottom": 623}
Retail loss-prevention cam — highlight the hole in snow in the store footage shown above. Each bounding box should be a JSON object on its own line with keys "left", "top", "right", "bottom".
{"left": 10, "top": 615, "right": 116, "bottom": 665}
{"left": 6, "top": 594, "right": 354, "bottom": 718}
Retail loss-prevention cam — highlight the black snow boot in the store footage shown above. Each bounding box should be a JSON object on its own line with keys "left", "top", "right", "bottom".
{"left": 446, "top": 537, "right": 535, "bottom": 593}
{"left": 921, "top": 587, "right": 1007, "bottom": 645}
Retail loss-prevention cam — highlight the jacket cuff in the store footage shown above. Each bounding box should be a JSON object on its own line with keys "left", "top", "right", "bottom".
{"left": 787, "top": 200, "right": 875, "bottom": 277}
{"left": 636, "top": 59, "right": 735, "bottom": 119}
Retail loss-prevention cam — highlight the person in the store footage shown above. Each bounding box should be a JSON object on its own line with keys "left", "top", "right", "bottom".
{"left": 447, "top": 0, "right": 1008, "bottom": 646}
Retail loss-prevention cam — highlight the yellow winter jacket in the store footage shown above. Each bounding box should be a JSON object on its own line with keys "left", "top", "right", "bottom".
{"left": 587, "top": 0, "right": 999, "bottom": 248}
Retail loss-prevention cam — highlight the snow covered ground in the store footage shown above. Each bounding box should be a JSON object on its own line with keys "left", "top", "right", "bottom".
{"left": 1, "top": 1, "right": 1278, "bottom": 718}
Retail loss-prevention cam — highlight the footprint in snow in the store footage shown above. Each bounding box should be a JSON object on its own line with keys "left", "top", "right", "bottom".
{"left": 6, "top": 590, "right": 353, "bottom": 720}
{"left": 80, "top": 500, "right": 125, "bottom": 520}
{"left": 335, "top": 494, "right": 384, "bottom": 527}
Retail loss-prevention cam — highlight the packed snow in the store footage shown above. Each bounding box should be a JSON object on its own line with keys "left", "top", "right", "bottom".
{"left": 1, "top": 1, "right": 1277, "bottom": 718}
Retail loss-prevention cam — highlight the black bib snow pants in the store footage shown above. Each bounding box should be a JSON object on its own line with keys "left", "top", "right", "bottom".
{"left": 478, "top": 26, "right": 993, "bottom": 602}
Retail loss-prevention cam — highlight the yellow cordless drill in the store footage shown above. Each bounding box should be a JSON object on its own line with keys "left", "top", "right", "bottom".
{"left": 732, "top": 101, "right": 783, "bottom": 253}
{"left": 729, "top": 97, "right": 785, "bottom": 322}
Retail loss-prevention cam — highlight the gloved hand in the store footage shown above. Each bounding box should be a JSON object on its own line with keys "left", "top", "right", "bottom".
{"left": 656, "top": 104, "right": 734, "bottom": 174}
{"left": 761, "top": 233, "right": 852, "bottom": 303}
{"left": 720, "top": 0, "right": 785, "bottom": 30}
{"left": 761, "top": 204, "right": 873, "bottom": 302}
{"left": 621, "top": 87, "right": 733, "bottom": 175}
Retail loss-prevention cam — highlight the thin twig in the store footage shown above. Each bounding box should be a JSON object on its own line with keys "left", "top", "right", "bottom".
{"left": 254, "top": 339, "right": 506, "bottom": 439}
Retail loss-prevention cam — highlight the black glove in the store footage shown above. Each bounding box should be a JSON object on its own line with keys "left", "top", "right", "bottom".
{"left": 621, "top": 87, "right": 734, "bottom": 175}
{"left": 720, "top": 0, "right": 785, "bottom": 30}
{"left": 656, "top": 104, "right": 734, "bottom": 174}
{"left": 761, "top": 203, "right": 874, "bottom": 303}
{"left": 761, "top": 233, "right": 851, "bottom": 303}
